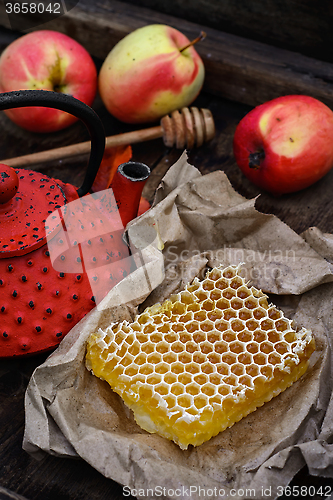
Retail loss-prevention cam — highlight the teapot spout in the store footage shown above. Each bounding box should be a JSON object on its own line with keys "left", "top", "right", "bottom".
{"left": 110, "top": 161, "right": 150, "bottom": 227}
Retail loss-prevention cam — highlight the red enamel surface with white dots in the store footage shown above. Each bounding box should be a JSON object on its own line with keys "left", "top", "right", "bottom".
{"left": 0, "top": 236, "right": 133, "bottom": 357}
{"left": 0, "top": 168, "right": 141, "bottom": 357}
{"left": 0, "top": 169, "right": 66, "bottom": 256}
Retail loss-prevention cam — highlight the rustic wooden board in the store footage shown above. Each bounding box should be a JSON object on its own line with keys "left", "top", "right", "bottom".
{"left": 1, "top": 0, "right": 333, "bottom": 110}
{"left": 0, "top": 487, "right": 29, "bottom": 500}
{"left": 118, "top": 0, "right": 333, "bottom": 64}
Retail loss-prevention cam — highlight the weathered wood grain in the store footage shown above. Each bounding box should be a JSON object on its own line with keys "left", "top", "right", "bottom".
{"left": 1, "top": 0, "right": 333, "bottom": 110}
{"left": 3, "top": 0, "right": 333, "bottom": 65}
{"left": 0, "top": 486, "right": 29, "bottom": 500}
{"left": 117, "top": 0, "right": 333, "bottom": 64}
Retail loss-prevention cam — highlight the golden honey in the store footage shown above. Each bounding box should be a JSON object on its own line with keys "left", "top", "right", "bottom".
{"left": 86, "top": 265, "right": 315, "bottom": 449}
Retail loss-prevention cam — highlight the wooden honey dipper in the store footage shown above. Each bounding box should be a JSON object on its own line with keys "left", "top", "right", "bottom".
{"left": 1, "top": 107, "right": 215, "bottom": 168}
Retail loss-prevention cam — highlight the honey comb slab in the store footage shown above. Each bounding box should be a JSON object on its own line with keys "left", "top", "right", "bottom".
{"left": 86, "top": 265, "right": 315, "bottom": 450}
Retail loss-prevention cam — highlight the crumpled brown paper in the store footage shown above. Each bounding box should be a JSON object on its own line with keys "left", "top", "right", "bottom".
{"left": 23, "top": 152, "right": 333, "bottom": 499}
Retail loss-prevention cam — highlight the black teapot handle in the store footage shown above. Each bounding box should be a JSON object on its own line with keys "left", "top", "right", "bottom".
{"left": 0, "top": 90, "right": 105, "bottom": 197}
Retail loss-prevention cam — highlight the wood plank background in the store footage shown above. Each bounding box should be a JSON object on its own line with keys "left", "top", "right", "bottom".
{"left": 1, "top": 0, "right": 333, "bottom": 110}
{"left": 116, "top": 0, "right": 333, "bottom": 64}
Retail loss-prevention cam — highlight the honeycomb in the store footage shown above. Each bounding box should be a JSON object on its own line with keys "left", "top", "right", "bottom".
{"left": 86, "top": 265, "right": 315, "bottom": 450}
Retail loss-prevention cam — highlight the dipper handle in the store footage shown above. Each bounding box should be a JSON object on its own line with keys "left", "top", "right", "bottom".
{"left": 1, "top": 107, "right": 215, "bottom": 169}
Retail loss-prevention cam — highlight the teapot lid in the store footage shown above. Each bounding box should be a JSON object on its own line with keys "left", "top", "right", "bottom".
{"left": 0, "top": 164, "right": 66, "bottom": 258}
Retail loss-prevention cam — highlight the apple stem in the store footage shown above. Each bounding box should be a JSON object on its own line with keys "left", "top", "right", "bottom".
{"left": 249, "top": 150, "right": 265, "bottom": 169}
{"left": 179, "top": 31, "right": 206, "bottom": 53}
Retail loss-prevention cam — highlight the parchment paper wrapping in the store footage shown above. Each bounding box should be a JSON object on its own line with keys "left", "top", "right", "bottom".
{"left": 23, "top": 153, "right": 333, "bottom": 499}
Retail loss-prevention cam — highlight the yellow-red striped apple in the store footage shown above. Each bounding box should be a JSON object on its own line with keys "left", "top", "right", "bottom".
{"left": 233, "top": 95, "right": 333, "bottom": 195}
{"left": 0, "top": 30, "right": 97, "bottom": 133}
{"left": 98, "top": 24, "right": 205, "bottom": 124}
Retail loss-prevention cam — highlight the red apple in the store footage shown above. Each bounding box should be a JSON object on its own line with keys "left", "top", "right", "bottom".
{"left": 98, "top": 24, "right": 205, "bottom": 124}
{"left": 233, "top": 95, "right": 333, "bottom": 195}
{"left": 0, "top": 30, "right": 97, "bottom": 133}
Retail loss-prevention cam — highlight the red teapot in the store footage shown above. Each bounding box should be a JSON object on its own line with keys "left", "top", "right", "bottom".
{"left": 0, "top": 90, "right": 150, "bottom": 358}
